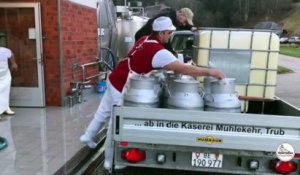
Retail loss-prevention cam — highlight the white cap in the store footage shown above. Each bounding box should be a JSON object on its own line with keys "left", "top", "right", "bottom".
{"left": 152, "top": 16, "right": 176, "bottom": 32}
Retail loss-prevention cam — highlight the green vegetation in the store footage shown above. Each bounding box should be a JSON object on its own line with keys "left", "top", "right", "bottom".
{"left": 281, "top": 5, "right": 300, "bottom": 35}
{"left": 280, "top": 46, "right": 300, "bottom": 58}
{"left": 278, "top": 65, "right": 293, "bottom": 74}
{"left": 114, "top": 0, "right": 296, "bottom": 28}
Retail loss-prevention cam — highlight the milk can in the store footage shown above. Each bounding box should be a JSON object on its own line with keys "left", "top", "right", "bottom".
{"left": 210, "top": 78, "right": 236, "bottom": 94}
{"left": 124, "top": 75, "right": 161, "bottom": 107}
{"left": 149, "top": 70, "right": 165, "bottom": 96}
{"left": 203, "top": 76, "right": 217, "bottom": 94}
{"left": 162, "top": 71, "right": 178, "bottom": 107}
{"left": 204, "top": 78, "right": 241, "bottom": 113}
{"left": 167, "top": 77, "right": 204, "bottom": 110}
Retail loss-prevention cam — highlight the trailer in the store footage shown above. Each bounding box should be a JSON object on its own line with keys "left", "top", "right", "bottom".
{"left": 111, "top": 99, "right": 300, "bottom": 174}
{"left": 108, "top": 29, "right": 300, "bottom": 174}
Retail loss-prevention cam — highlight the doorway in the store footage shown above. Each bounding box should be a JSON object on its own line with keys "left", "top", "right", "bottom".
{"left": 0, "top": 3, "right": 45, "bottom": 107}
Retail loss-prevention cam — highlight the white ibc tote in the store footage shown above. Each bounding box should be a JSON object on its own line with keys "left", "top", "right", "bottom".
{"left": 193, "top": 28, "right": 280, "bottom": 112}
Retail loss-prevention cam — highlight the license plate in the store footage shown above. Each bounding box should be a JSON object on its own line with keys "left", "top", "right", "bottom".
{"left": 191, "top": 152, "right": 223, "bottom": 168}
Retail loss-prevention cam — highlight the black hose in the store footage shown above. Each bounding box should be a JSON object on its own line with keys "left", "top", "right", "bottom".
{"left": 0, "top": 137, "right": 8, "bottom": 150}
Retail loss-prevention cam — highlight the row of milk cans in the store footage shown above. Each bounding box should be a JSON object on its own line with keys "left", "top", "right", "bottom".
{"left": 123, "top": 71, "right": 241, "bottom": 113}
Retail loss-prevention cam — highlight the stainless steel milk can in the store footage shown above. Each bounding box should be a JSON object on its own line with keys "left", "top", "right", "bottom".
{"left": 167, "top": 76, "right": 204, "bottom": 110}
{"left": 124, "top": 75, "right": 161, "bottom": 107}
{"left": 204, "top": 78, "right": 241, "bottom": 113}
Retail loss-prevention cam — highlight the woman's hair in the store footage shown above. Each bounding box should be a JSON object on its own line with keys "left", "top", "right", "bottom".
{"left": 152, "top": 31, "right": 160, "bottom": 35}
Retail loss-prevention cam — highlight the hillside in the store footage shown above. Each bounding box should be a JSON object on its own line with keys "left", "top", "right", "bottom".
{"left": 242, "top": 3, "right": 300, "bottom": 36}
{"left": 280, "top": 4, "right": 300, "bottom": 35}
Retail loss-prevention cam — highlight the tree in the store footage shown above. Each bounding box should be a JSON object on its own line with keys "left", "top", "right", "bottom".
{"left": 112, "top": 0, "right": 294, "bottom": 27}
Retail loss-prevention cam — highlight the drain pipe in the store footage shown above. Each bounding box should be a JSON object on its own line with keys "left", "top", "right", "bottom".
{"left": 58, "top": 0, "right": 65, "bottom": 106}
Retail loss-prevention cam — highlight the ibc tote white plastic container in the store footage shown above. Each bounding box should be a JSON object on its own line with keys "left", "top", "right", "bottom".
{"left": 193, "top": 28, "right": 280, "bottom": 111}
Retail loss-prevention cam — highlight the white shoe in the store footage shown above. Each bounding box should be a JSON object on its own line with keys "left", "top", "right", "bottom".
{"left": 104, "top": 161, "right": 126, "bottom": 170}
{"left": 104, "top": 160, "right": 112, "bottom": 170}
{"left": 115, "top": 164, "right": 126, "bottom": 170}
{"left": 80, "top": 119, "right": 104, "bottom": 148}
{"left": 80, "top": 134, "right": 97, "bottom": 148}
{"left": 5, "top": 108, "right": 15, "bottom": 115}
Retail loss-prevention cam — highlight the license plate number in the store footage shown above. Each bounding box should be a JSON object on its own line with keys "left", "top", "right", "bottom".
{"left": 191, "top": 152, "right": 223, "bottom": 168}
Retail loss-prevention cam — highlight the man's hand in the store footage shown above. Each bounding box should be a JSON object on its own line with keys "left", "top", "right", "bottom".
{"left": 10, "top": 53, "right": 18, "bottom": 71}
{"left": 164, "top": 61, "right": 225, "bottom": 79}
{"left": 11, "top": 62, "right": 18, "bottom": 71}
{"left": 191, "top": 27, "right": 197, "bottom": 32}
{"left": 9, "top": 53, "right": 18, "bottom": 71}
{"left": 208, "top": 69, "right": 225, "bottom": 80}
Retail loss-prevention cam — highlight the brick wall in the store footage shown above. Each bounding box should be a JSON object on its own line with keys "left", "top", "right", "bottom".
{"left": 43, "top": 0, "right": 61, "bottom": 105}
{"left": 61, "top": 0, "right": 98, "bottom": 96}
{"left": 0, "top": 0, "right": 98, "bottom": 106}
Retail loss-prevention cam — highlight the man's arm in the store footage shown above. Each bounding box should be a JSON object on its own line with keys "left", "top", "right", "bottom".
{"left": 176, "top": 24, "right": 197, "bottom": 32}
{"left": 164, "top": 60, "right": 224, "bottom": 79}
{"left": 9, "top": 53, "right": 18, "bottom": 71}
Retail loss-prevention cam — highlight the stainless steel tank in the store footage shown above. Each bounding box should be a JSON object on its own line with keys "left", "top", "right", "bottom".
{"left": 116, "top": 15, "right": 148, "bottom": 58}
{"left": 97, "top": 0, "right": 118, "bottom": 57}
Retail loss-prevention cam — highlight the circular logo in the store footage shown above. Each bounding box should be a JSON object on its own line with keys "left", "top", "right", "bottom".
{"left": 276, "top": 143, "right": 295, "bottom": 162}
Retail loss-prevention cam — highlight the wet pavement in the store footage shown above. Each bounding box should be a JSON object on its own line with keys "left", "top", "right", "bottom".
{"left": 0, "top": 94, "right": 102, "bottom": 175}
{"left": 0, "top": 54, "right": 299, "bottom": 175}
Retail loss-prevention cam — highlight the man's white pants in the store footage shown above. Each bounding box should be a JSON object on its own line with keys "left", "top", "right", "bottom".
{"left": 94, "top": 80, "right": 122, "bottom": 123}
{"left": 93, "top": 80, "right": 122, "bottom": 168}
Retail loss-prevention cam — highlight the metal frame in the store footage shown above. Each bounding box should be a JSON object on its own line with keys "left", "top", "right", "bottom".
{"left": 70, "top": 47, "right": 116, "bottom": 104}
{"left": 80, "top": 47, "right": 116, "bottom": 82}
{"left": 194, "top": 28, "right": 279, "bottom": 102}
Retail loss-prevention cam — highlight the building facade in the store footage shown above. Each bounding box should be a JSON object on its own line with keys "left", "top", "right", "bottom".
{"left": 0, "top": 0, "right": 98, "bottom": 106}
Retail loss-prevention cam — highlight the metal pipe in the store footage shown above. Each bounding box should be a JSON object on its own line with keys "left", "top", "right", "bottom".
{"left": 81, "top": 61, "right": 101, "bottom": 67}
{"left": 85, "top": 72, "right": 105, "bottom": 81}
{"left": 194, "top": 47, "right": 280, "bottom": 53}
{"left": 80, "top": 60, "right": 101, "bottom": 82}
{"left": 263, "top": 32, "right": 273, "bottom": 98}
{"left": 198, "top": 27, "right": 281, "bottom": 33}
{"left": 81, "top": 65, "right": 85, "bottom": 82}
{"left": 58, "top": 0, "right": 64, "bottom": 106}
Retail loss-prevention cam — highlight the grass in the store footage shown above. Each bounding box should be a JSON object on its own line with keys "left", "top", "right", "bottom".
{"left": 277, "top": 65, "right": 293, "bottom": 74}
{"left": 280, "top": 46, "right": 300, "bottom": 58}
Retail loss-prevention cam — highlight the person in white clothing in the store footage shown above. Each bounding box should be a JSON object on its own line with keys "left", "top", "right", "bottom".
{"left": 0, "top": 47, "right": 17, "bottom": 116}
{"left": 80, "top": 16, "right": 225, "bottom": 171}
